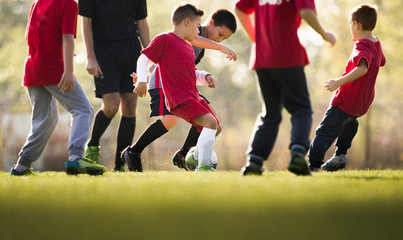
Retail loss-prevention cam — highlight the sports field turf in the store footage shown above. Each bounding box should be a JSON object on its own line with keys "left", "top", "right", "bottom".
{"left": 1, "top": 170, "right": 402, "bottom": 240}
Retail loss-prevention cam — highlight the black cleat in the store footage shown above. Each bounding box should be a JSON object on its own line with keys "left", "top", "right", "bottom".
{"left": 172, "top": 150, "right": 188, "bottom": 171}
{"left": 241, "top": 161, "right": 263, "bottom": 176}
{"left": 121, "top": 147, "right": 143, "bottom": 172}
{"left": 288, "top": 152, "right": 311, "bottom": 176}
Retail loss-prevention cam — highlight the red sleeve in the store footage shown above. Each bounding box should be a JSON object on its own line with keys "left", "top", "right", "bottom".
{"left": 380, "top": 52, "right": 386, "bottom": 67}
{"left": 141, "top": 34, "right": 167, "bottom": 64}
{"left": 235, "top": 0, "right": 255, "bottom": 15}
{"left": 352, "top": 40, "right": 372, "bottom": 68}
{"left": 62, "top": 0, "right": 78, "bottom": 37}
{"left": 295, "top": 0, "right": 316, "bottom": 12}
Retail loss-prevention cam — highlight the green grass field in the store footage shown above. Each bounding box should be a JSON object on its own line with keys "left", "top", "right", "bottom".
{"left": 1, "top": 170, "right": 402, "bottom": 240}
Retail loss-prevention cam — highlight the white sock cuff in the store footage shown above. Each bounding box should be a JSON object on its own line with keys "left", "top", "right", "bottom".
{"left": 200, "top": 128, "right": 217, "bottom": 139}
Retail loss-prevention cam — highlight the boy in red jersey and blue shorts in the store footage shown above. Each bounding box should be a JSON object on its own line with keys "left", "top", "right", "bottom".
{"left": 308, "top": 4, "right": 386, "bottom": 171}
{"left": 130, "top": 3, "right": 221, "bottom": 171}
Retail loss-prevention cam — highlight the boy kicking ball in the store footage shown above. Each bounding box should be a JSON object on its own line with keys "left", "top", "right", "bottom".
{"left": 308, "top": 4, "right": 386, "bottom": 171}
{"left": 120, "top": 9, "right": 237, "bottom": 172}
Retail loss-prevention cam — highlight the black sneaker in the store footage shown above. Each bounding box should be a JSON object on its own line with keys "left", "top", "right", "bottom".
{"left": 120, "top": 146, "right": 143, "bottom": 172}
{"left": 288, "top": 152, "right": 311, "bottom": 176}
{"left": 241, "top": 161, "right": 263, "bottom": 176}
{"left": 308, "top": 160, "right": 323, "bottom": 172}
{"left": 172, "top": 150, "right": 188, "bottom": 171}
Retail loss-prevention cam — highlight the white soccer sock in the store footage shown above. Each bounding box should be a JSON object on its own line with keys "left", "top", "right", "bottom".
{"left": 196, "top": 128, "right": 217, "bottom": 166}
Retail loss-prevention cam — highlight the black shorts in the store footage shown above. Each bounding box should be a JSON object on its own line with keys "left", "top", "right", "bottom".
{"left": 148, "top": 88, "right": 210, "bottom": 117}
{"left": 93, "top": 39, "right": 141, "bottom": 98}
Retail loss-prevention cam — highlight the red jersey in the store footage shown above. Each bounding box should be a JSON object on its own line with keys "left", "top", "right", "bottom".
{"left": 235, "top": 0, "right": 315, "bottom": 69}
{"left": 331, "top": 39, "right": 386, "bottom": 117}
{"left": 23, "top": 0, "right": 78, "bottom": 87}
{"left": 141, "top": 32, "right": 200, "bottom": 110}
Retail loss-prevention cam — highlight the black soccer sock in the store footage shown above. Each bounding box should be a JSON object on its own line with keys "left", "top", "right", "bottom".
{"left": 130, "top": 120, "right": 168, "bottom": 154}
{"left": 180, "top": 126, "right": 200, "bottom": 156}
{"left": 87, "top": 110, "right": 112, "bottom": 147}
{"left": 115, "top": 116, "right": 136, "bottom": 167}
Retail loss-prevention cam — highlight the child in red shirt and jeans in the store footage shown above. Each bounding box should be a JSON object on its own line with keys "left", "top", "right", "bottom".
{"left": 308, "top": 4, "right": 386, "bottom": 171}
{"left": 132, "top": 3, "right": 221, "bottom": 171}
{"left": 235, "top": 0, "right": 336, "bottom": 176}
{"left": 11, "top": 0, "right": 106, "bottom": 176}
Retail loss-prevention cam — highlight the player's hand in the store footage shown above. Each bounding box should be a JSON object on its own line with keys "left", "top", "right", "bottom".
{"left": 131, "top": 72, "right": 138, "bottom": 85}
{"left": 86, "top": 57, "right": 103, "bottom": 78}
{"left": 205, "top": 74, "right": 216, "bottom": 88}
{"left": 134, "top": 82, "right": 147, "bottom": 97}
{"left": 324, "top": 79, "right": 339, "bottom": 92}
{"left": 58, "top": 71, "right": 75, "bottom": 93}
{"left": 219, "top": 45, "right": 237, "bottom": 61}
{"left": 323, "top": 32, "right": 336, "bottom": 47}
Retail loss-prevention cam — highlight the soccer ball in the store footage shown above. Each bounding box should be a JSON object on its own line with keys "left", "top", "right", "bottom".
{"left": 185, "top": 146, "right": 218, "bottom": 171}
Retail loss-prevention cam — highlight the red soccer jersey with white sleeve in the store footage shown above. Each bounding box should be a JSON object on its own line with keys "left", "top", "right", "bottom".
{"left": 141, "top": 32, "right": 200, "bottom": 110}
{"left": 330, "top": 39, "right": 386, "bottom": 117}
{"left": 23, "top": 0, "right": 78, "bottom": 87}
{"left": 235, "top": 0, "right": 316, "bottom": 69}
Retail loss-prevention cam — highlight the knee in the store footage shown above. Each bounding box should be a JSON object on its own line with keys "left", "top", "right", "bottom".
{"left": 216, "top": 124, "right": 222, "bottom": 136}
{"left": 102, "top": 104, "right": 119, "bottom": 118}
{"left": 84, "top": 105, "right": 95, "bottom": 121}
{"left": 48, "top": 112, "right": 59, "bottom": 129}
{"left": 121, "top": 102, "right": 137, "bottom": 117}
{"left": 161, "top": 116, "right": 179, "bottom": 130}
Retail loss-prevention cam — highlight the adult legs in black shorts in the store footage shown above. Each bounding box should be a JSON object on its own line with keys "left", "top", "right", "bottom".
{"left": 86, "top": 39, "right": 141, "bottom": 170}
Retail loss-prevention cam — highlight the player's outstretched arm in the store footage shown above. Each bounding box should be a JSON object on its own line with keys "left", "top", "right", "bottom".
{"left": 324, "top": 59, "right": 368, "bottom": 91}
{"left": 299, "top": 8, "right": 336, "bottom": 47}
{"left": 191, "top": 36, "right": 237, "bottom": 61}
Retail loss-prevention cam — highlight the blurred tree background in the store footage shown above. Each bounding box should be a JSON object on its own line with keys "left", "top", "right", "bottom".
{"left": 0, "top": 0, "right": 402, "bottom": 171}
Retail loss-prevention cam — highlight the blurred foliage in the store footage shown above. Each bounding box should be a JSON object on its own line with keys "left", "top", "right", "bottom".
{"left": 0, "top": 0, "right": 402, "bottom": 170}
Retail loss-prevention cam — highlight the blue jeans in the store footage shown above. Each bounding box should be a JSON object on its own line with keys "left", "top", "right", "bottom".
{"left": 308, "top": 106, "right": 358, "bottom": 167}
{"left": 247, "top": 67, "right": 313, "bottom": 160}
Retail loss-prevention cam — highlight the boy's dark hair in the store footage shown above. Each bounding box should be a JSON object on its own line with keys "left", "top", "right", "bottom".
{"left": 350, "top": 4, "right": 377, "bottom": 31}
{"left": 172, "top": 3, "right": 204, "bottom": 25}
{"left": 210, "top": 9, "right": 237, "bottom": 33}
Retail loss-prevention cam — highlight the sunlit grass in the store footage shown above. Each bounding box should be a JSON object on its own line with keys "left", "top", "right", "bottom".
{"left": 1, "top": 170, "right": 402, "bottom": 240}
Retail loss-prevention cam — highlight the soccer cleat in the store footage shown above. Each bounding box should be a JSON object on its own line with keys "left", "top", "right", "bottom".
{"left": 241, "top": 161, "right": 263, "bottom": 176}
{"left": 172, "top": 150, "right": 188, "bottom": 171}
{"left": 195, "top": 163, "right": 215, "bottom": 172}
{"left": 287, "top": 152, "right": 311, "bottom": 176}
{"left": 321, "top": 154, "right": 347, "bottom": 172}
{"left": 112, "top": 165, "right": 125, "bottom": 172}
{"left": 84, "top": 145, "right": 101, "bottom": 164}
{"left": 185, "top": 152, "right": 198, "bottom": 171}
{"left": 10, "top": 168, "right": 35, "bottom": 176}
{"left": 120, "top": 146, "right": 143, "bottom": 172}
{"left": 65, "top": 157, "right": 106, "bottom": 175}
